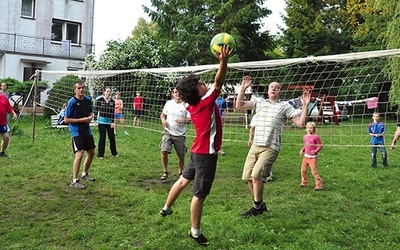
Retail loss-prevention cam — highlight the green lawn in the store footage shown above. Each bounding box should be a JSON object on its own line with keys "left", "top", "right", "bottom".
{"left": 1, "top": 115, "right": 399, "bottom": 249}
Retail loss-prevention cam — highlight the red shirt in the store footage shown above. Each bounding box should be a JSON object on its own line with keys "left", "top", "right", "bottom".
{"left": 0, "top": 94, "right": 13, "bottom": 125}
{"left": 133, "top": 96, "right": 144, "bottom": 110}
{"left": 186, "top": 86, "right": 222, "bottom": 154}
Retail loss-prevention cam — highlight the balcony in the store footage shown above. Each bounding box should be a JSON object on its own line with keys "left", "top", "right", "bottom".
{"left": 0, "top": 32, "right": 93, "bottom": 60}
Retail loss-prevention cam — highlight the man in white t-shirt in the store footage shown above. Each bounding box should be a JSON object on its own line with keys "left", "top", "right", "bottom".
{"left": 159, "top": 88, "right": 191, "bottom": 180}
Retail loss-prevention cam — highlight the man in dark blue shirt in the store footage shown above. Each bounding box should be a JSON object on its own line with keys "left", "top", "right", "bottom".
{"left": 64, "top": 81, "right": 96, "bottom": 189}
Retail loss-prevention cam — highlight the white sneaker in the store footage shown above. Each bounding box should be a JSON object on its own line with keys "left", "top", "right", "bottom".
{"left": 124, "top": 131, "right": 129, "bottom": 135}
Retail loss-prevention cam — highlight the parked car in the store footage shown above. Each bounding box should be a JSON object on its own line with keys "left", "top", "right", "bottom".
{"left": 307, "top": 101, "right": 349, "bottom": 122}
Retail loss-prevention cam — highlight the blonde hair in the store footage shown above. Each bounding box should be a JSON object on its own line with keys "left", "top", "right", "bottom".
{"left": 306, "top": 122, "right": 316, "bottom": 132}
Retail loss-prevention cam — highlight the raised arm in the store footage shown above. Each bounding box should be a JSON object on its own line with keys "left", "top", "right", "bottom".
{"left": 390, "top": 127, "right": 400, "bottom": 151}
{"left": 213, "top": 45, "right": 233, "bottom": 91}
{"left": 291, "top": 89, "right": 311, "bottom": 128}
{"left": 236, "top": 76, "right": 253, "bottom": 111}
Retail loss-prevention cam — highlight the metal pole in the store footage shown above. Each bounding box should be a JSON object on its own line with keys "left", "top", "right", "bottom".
{"left": 31, "top": 70, "right": 39, "bottom": 143}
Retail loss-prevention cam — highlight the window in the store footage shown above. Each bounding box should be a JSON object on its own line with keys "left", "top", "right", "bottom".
{"left": 21, "top": 0, "right": 35, "bottom": 18}
{"left": 51, "top": 19, "right": 81, "bottom": 44}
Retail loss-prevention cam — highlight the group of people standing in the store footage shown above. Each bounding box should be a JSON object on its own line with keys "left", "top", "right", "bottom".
{"left": 46, "top": 45, "right": 396, "bottom": 246}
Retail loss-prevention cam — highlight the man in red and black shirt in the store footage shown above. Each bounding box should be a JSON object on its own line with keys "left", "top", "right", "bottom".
{"left": 158, "top": 45, "right": 233, "bottom": 246}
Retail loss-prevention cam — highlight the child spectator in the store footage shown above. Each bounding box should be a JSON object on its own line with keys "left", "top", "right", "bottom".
{"left": 300, "top": 122, "right": 323, "bottom": 191}
{"left": 368, "top": 112, "right": 389, "bottom": 168}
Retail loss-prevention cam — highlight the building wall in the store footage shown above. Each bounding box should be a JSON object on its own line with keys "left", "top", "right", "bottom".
{"left": 0, "top": 0, "right": 95, "bottom": 104}
{"left": 0, "top": 0, "right": 94, "bottom": 45}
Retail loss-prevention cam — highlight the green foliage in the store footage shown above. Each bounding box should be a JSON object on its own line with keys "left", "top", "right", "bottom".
{"left": 0, "top": 77, "right": 20, "bottom": 94}
{"left": 44, "top": 75, "right": 82, "bottom": 117}
{"left": 282, "top": 0, "right": 353, "bottom": 58}
{"left": 1, "top": 118, "right": 400, "bottom": 249}
{"left": 1, "top": 77, "right": 48, "bottom": 111}
{"left": 86, "top": 34, "right": 167, "bottom": 71}
{"left": 144, "top": 0, "right": 275, "bottom": 65}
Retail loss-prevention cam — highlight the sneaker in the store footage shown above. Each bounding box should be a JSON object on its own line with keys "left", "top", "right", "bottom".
{"left": 124, "top": 131, "right": 129, "bottom": 135}
{"left": 70, "top": 181, "right": 86, "bottom": 190}
{"left": 0, "top": 153, "right": 11, "bottom": 158}
{"left": 266, "top": 176, "right": 273, "bottom": 182}
{"left": 260, "top": 202, "right": 267, "bottom": 212}
{"left": 97, "top": 156, "right": 104, "bottom": 160}
{"left": 81, "top": 174, "right": 95, "bottom": 181}
{"left": 188, "top": 230, "right": 210, "bottom": 246}
{"left": 219, "top": 149, "right": 226, "bottom": 156}
{"left": 159, "top": 209, "right": 173, "bottom": 217}
{"left": 313, "top": 188, "right": 323, "bottom": 191}
{"left": 241, "top": 203, "right": 267, "bottom": 217}
{"left": 113, "top": 154, "right": 119, "bottom": 158}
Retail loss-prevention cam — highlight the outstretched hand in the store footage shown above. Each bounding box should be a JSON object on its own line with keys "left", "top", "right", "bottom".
{"left": 300, "top": 89, "right": 311, "bottom": 107}
{"left": 215, "top": 45, "right": 234, "bottom": 61}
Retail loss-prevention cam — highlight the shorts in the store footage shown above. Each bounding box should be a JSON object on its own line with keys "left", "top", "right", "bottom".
{"left": 114, "top": 113, "right": 124, "bottom": 119}
{"left": 159, "top": 132, "right": 186, "bottom": 158}
{"left": 0, "top": 124, "right": 10, "bottom": 134}
{"left": 72, "top": 135, "right": 96, "bottom": 154}
{"left": 242, "top": 145, "right": 278, "bottom": 183}
{"left": 182, "top": 152, "right": 217, "bottom": 198}
{"left": 134, "top": 109, "right": 144, "bottom": 117}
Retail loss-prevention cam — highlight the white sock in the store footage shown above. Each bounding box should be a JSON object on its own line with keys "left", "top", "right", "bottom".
{"left": 163, "top": 205, "right": 171, "bottom": 212}
{"left": 191, "top": 227, "right": 201, "bottom": 237}
{"left": 73, "top": 179, "right": 79, "bottom": 183}
{"left": 81, "top": 172, "right": 87, "bottom": 177}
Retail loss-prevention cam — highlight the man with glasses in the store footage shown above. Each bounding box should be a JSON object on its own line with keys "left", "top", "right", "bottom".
{"left": 236, "top": 78, "right": 310, "bottom": 217}
{"left": 159, "top": 88, "right": 190, "bottom": 180}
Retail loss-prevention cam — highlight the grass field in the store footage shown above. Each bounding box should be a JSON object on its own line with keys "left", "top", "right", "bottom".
{"left": 1, "top": 115, "right": 400, "bottom": 249}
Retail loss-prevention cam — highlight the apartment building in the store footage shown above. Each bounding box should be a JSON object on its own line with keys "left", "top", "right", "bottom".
{"left": 0, "top": 0, "right": 95, "bottom": 82}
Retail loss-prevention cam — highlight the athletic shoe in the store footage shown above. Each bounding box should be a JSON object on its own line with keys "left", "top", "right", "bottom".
{"left": 313, "top": 188, "right": 323, "bottom": 191}
{"left": 266, "top": 176, "right": 273, "bottom": 182}
{"left": 70, "top": 181, "right": 86, "bottom": 190}
{"left": 97, "top": 156, "right": 104, "bottom": 160}
{"left": 113, "top": 154, "right": 119, "bottom": 158}
{"left": 124, "top": 131, "right": 129, "bottom": 135}
{"left": 241, "top": 203, "right": 267, "bottom": 217}
{"left": 219, "top": 149, "right": 226, "bottom": 156}
{"left": 0, "top": 153, "right": 11, "bottom": 158}
{"left": 81, "top": 174, "right": 95, "bottom": 181}
{"left": 159, "top": 209, "right": 173, "bottom": 217}
{"left": 188, "top": 230, "right": 210, "bottom": 246}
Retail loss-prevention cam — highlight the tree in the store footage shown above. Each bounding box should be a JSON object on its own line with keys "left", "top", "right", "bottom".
{"left": 0, "top": 77, "right": 48, "bottom": 114}
{"left": 281, "top": 0, "right": 353, "bottom": 58}
{"left": 143, "top": 0, "right": 275, "bottom": 65}
{"left": 347, "top": 0, "right": 388, "bottom": 52}
{"left": 374, "top": 1, "right": 400, "bottom": 105}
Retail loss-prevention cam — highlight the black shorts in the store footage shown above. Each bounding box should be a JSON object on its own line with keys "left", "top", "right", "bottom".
{"left": 72, "top": 135, "right": 96, "bottom": 154}
{"left": 134, "top": 109, "right": 144, "bottom": 117}
{"left": 182, "top": 152, "right": 218, "bottom": 198}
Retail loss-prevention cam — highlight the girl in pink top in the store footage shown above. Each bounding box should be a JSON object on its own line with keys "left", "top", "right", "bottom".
{"left": 300, "top": 122, "right": 323, "bottom": 191}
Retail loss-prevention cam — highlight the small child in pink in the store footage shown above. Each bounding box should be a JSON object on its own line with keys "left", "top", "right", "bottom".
{"left": 300, "top": 122, "right": 323, "bottom": 191}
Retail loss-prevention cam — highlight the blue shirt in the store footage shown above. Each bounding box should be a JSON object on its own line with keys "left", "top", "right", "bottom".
{"left": 65, "top": 96, "right": 93, "bottom": 137}
{"left": 368, "top": 121, "right": 386, "bottom": 145}
{"left": 215, "top": 97, "right": 227, "bottom": 116}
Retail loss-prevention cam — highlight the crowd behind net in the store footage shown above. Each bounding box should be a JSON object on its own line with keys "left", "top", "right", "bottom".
{"left": 40, "top": 49, "right": 400, "bottom": 148}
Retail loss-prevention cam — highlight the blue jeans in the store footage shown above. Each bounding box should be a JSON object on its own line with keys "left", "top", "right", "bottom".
{"left": 371, "top": 143, "right": 388, "bottom": 168}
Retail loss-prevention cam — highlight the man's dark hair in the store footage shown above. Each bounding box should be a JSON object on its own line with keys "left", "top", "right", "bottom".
{"left": 176, "top": 74, "right": 201, "bottom": 105}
